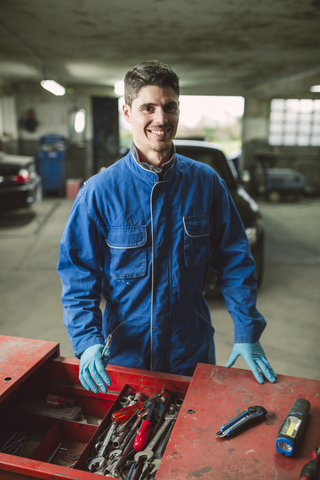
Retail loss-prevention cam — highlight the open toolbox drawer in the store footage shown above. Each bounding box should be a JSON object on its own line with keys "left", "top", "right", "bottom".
{"left": 0, "top": 352, "right": 190, "bottom": 480}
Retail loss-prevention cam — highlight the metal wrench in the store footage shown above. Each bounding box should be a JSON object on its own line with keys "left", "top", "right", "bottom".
{"left": 87, "top": 422, "right": 116, "bottom": 471}
{"left": 105, "top": 411, "right": 148, "bottom": 478}
{"left": 134, "top": 409, "right": 178, "bottom": 465}
{"left": 148, "top": 420, "right": 176, "bottom": 477}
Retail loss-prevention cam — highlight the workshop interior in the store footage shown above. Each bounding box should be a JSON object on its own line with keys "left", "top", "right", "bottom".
{"left": 0, "top": 1, "right": 320, "bottom": 479}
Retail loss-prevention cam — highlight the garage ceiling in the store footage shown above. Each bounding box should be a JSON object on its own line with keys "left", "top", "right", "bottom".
{"left": 0, "top": 0, "right": 320, "bottom": 99}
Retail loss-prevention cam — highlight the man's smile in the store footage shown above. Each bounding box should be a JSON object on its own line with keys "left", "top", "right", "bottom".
{"left": 147, "top": 126, "right": 171, "bottom": 137}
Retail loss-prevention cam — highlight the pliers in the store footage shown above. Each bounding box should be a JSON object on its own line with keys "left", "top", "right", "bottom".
{"left": 101, "top": 334, "right": 112, "bottom": 357}
{"left": 216, "top": 406, "right": 267, "bottom": 438}
{"left": 101, "top": 321, "right": 125, "bottom": 357}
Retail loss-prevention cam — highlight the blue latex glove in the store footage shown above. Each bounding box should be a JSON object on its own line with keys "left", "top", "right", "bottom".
{"left": 225, "top": 341, "right": 277, "bottom": 384}
{"left": 79, "top": 344, "right": 111, "bottom": 393}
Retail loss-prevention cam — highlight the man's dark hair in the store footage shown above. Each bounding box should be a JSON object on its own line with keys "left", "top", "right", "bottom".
{"left": 124, "top": 60, "right": 180, "bottom": 106}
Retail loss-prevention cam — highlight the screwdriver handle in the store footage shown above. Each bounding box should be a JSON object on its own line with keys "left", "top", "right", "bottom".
{"left": 300, "top": 450, "right": 320, "bottom": 480}
{"left": 134, "top": 419, "right": 152, "bottom": 452}
{"left": 111, "top": 401, "right": 144, "bottom": 424}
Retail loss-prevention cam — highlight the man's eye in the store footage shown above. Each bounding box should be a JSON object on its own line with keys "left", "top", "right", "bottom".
{"left": 165, "top": 105, "right": 178, "bottom": 112}
{"left": 142, "top": 106, "right": 154, "bottom": 112}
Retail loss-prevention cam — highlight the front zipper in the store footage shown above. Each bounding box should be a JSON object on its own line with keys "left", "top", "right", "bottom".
{"left": 150, "top": 183, "right": 156, "bottom": 371}
{"left": 149, "top": 180, "right": 169, "bottom": 371}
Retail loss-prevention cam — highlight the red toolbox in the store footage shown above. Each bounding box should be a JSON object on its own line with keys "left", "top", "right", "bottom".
{"left": 0, "top": 335, "right": 319, "bottom": 480}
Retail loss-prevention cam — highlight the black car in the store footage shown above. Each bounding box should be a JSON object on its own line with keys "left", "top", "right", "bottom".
{"left": 0, "top": 151, "right": 42, "bottom": 211}
{"left": 173, "top": 140, "right": 264, "bottom": 295}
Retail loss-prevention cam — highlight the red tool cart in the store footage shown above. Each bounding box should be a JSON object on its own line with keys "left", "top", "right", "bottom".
{"left": 0, "top": 335, "right": 319, "bottom": 480}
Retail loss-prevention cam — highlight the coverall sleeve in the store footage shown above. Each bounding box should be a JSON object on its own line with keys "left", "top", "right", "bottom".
{"left": 57, "top": 190, "right": 106, "bottom": 357}
{"left": 209, "top": 177, "right": 266, "bottom": 343}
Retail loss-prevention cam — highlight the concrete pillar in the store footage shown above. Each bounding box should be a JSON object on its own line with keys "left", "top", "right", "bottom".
{"left": 241, "top": 97, "right": 270, "bottom": 173}
{"left": 242, "top": 97, "right": 270, "bottom": 144}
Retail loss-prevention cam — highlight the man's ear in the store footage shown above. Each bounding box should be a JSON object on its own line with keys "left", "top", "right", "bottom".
{"left": 122, "top": 103, "right": 132, "bottom": 124}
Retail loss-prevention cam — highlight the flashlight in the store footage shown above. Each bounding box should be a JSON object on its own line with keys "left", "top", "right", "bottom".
{"left": 275, "top": 398, "right": 310, "bottom": 456}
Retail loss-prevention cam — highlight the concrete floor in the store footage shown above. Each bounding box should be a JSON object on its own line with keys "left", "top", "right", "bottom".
{"left": 0, "top": 197, "right": 319, "bottom": 381}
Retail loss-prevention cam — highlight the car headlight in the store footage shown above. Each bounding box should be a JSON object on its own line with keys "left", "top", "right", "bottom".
{"left": 246, "top": 226, "right": 258, "bottom": 246}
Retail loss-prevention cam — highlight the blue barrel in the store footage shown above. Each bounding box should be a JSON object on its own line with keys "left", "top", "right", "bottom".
{"left": 38, "top": 135, "right": 66, "bottom": 197}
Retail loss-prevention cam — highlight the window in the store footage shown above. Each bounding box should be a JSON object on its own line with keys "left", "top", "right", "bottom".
{"left": 269, "top": 99, "right": 320, "bottom": 146}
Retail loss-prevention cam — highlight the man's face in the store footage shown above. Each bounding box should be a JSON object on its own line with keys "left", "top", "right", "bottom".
{"left": 123, "top": 85, "right": 179, "bottom": 165}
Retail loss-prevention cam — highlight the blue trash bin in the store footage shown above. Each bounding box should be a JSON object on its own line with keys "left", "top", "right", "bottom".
{"left": 38, "top": 135, "right": 66, "bottom": 197}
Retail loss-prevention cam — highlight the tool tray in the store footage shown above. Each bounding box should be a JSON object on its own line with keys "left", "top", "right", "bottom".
{"left": 0, "top": 351, "right": 189, "bottom": 480}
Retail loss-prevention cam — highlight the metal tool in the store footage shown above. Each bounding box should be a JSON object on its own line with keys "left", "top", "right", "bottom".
{"left": 1, "top": 434, "right": 29, "bottom": 455}
{"left": 128, "top": 392, "right": 143, "bottom": 405}
{"left": 104, "top": 410, "right": 148, "bottom": 478}
{"left": 216, "top": 405, "right": 267, "bottom": 438}
{"left": 128, "top": 410, "right": 177, "bottom": 480}
{"left": 87, "top": 422, "right": 116, "bottom": 471}
{"left": 101, "top": 334, "right": 112, "bottom": 358}
{"left": 0, "top": 431, "right": 20, "bottom": 453}
{"left": 115, "top": 408, "right": 139, "bottom": 436}
{"left": 113, "top": 425, "right": 131, "bottom": 448}
{"left": 132, "top": 383, "right": 166, "bottom": 452}
{"left": 46, "top": 441, "right": 63, "bottom": 463}
{"left": 133, "top": 409, "right": 178, "bottom": 465}
{"left": 149, "top": 418, "right": 176, "bottom": 477}
{"left": 146, "top": 383, "right": 166, "bottom": 405}
{"left": 275, "top": 398, "right": 310, "bottom": 456}
{"left": 300, "top": 446, "right": 320, "bottom": 480}
{"left": 101, "top": 322, "right": 124, "bottom": 357}
{"left": 153, "top": 401, "right": 164, "bottom": 415}
{"left": 119, "top": 396, "right": 130, "bottom": 407}
{"left": 105, "top": 433, "right": 136, "bottom": 477}
{"left": 134, "top": 398, "right": 156, "bottom": 452}
{"left": 121, "top": 411, "right": 148, "bottom": 451}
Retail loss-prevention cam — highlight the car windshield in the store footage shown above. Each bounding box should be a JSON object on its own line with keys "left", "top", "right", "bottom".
{"left": 175, "top": 145, "right": 236, "bottom": 190}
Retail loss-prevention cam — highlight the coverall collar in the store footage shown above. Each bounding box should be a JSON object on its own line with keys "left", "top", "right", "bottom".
{"left": 127, "top": 141, "right": 176, "bottom": 183}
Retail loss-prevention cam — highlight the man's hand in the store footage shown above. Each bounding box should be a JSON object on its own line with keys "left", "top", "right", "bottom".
{"left": 79, "top": 344, "right": 111, "bottom": 393}
{"left": 225, "top": 341, "right": 277, "bottom": 384}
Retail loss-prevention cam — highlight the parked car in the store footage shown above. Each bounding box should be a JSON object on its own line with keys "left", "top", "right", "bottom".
{"left": 255, "top": 165, "right": 306, "bottom": 200}
{"left": 0, "top": 151, "right": 42, "bottom": 211}
{"left": 226, "top": 147, "right": 242, "bottom": 176}
{"left": 173, "top": 140, "right": 265, "bottom": 295}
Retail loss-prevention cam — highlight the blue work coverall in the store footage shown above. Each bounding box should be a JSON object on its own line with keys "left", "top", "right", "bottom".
{"left": 57, "top": 149, "right": 266, "bottom": 377}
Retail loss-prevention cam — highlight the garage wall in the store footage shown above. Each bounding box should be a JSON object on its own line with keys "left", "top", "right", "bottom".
{"left": 242, "top": 97, "right": 320, "bottom": 195}
{"left": 15, "top": 93, "right": 94, "bottom": 181}
{"left": 1, "top": 93, "right": 120, "bottom": 182}
{"left": 0, "top": 96, "right": 18, "bottom": 152}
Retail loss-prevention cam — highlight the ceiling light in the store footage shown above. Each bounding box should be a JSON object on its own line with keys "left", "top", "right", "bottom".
{"left": 41, "top": 79, "right": 66, "bottom": 96}
{"left": 310, "top": 85, "right": 320, "bottom": 93}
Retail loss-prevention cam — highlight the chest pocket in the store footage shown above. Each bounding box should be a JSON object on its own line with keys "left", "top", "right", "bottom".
{"left": 106, "top": 226, "right": 147, "bottom": 279}
{"left": 183, "top": 215, "right": 213, "bottom": 268}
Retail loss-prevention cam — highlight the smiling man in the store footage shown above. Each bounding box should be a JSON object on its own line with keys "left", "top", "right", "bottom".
{"left": 58, "top": 60, "right": 276, "bottom": 394}
{"left": 122, "top": 84, "right": 179, "bottom": 165}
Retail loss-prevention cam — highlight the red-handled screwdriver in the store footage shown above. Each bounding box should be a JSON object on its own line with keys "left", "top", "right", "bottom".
{"left": 300, "top": 446, "right": 320, "bottom": 480}
{"left": 111, "top": 401, "right": 144, "bottom": 424}
{"left": 134, "top": 399, "right": 156, "bottom": 451}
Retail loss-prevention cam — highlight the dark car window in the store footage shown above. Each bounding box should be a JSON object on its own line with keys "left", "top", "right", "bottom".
{"left": 175, "top": 146, "right": 237, "bottom": 190}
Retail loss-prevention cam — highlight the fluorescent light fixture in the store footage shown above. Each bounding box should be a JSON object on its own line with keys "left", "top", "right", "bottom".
{"left": 114, "top": 81, "right": 124, "bottom": 96}
{"left": 310, "top": 85, "right": 320, "bottom": 93}
{"left": 41, "top": 79, "right": 66, "bottom": 96}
